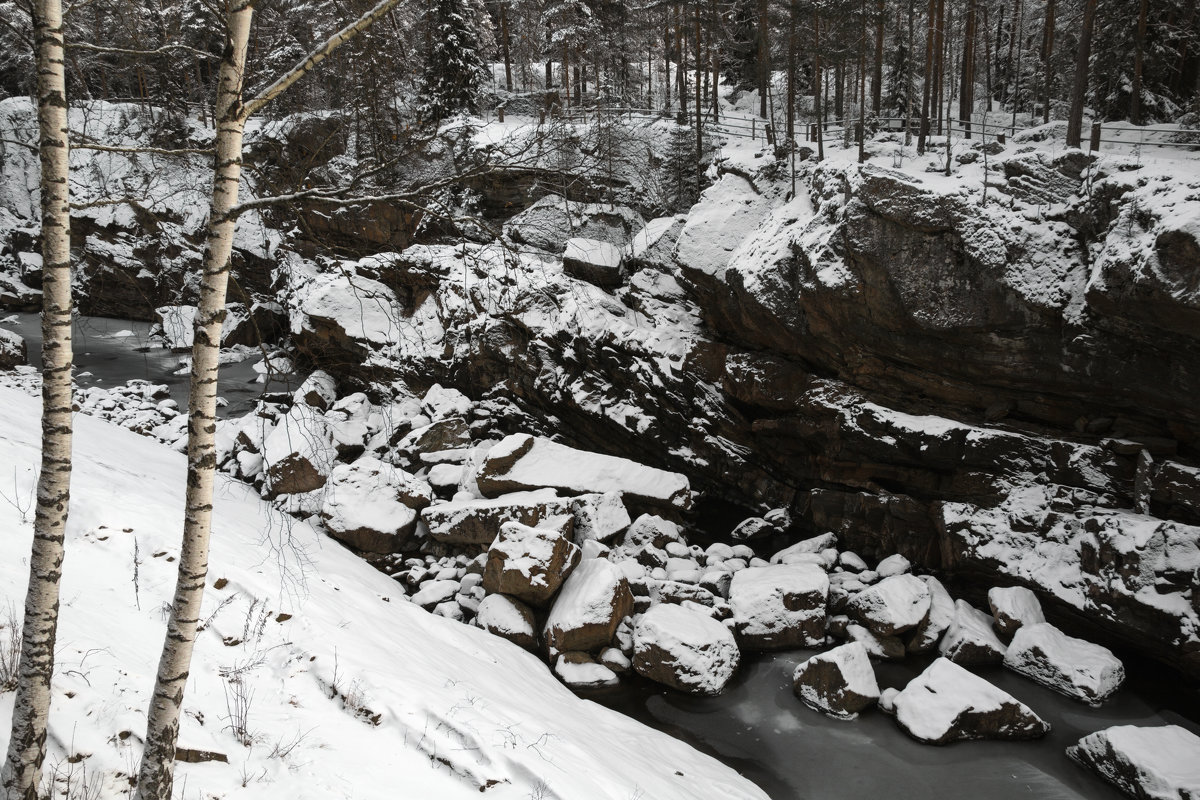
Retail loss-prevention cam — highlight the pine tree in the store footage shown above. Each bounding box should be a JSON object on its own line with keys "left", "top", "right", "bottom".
{"left": 883, "top": 37, "right": 910, "bottom": 117}
{"left": 417, "top": 0, "right": 490, "bottom": 124}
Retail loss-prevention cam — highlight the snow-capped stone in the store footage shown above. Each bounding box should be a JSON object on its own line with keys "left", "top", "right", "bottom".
{"left": 421, "top": 384, "right": 472, "bottom": 421}
{"left": 411, "top": 579, "right": 460, "bottom": 609}
{"left": 792, "top": 642, "right": 881, "bottom": 720}
{"left": 893, "top": 658, "right": 1051, "bottom": 745}
{"left": 580, "top": 539, "right": 609, "bottom": 560}
{"left": 503, "top": 195, "right": 644, "bottom": 253}
{"left": 770, "top": 533, "right": 837, "bottom": 563}
{"left": 153, "top": 304, "right": 196, "bottom": 351}
{"left": 627, "top": 215, "right": 685, "bottom": 271}
{"left": 543, "top": 559, "right": 634, "bottom": 653}
{"left": 427, "top": 462, "right": 465, "bottom": 493}
{"left": 476, "top": 434, "right": 691, "bottom": 510}
{"left": 847, "top": 574, "right": 931, "bottom": 637}
{"left": 846, "top": 623, "right": 907, "bottom": 661}
{"left": 570, "top": 491, "right": 632, "bottom": 544}
{"left": 0, "top": 328, "right": 26, "bottom": 368}
{"left": 729, "top": 565, "right": 829, "bottom": 650}
{"left": 598, "top": 647, "right": 632, "bottom": 674}
{"left": 475, "top": 594, "right": 538, "bottom": 650}
{"left": 675, "top": 172, "right": 773, "bottom": 277}
{"left": 563, "top": 237, "right": 625, "bottom": 288}
{"left": 731, "top": 516, "right": 774, "bottom": 541}
{"left": 483, "top": 521, "right": 581, "bottom": 607}
{"left": 396, "top": 417, "right": 471, "bottom": 458}
{"left": 938, "top": 600, "right": 1008, "bottom": 665}
{"left": 319, "top": 456, "right": 432, "bottom": 553}
{"left": 553, "top": 652, "right": 620, "bottom": 689}
{"left": 422, "top": 490, "right": 571, "bottom": 545}
{"left": 1004, "top": 622, "right": 1125, "bottom": 705}
{"left": 875, "top": 554, "right": 911, "bottom": 578}
{"left": 838, "top": 551, "right": 868, "bottom": 572}
{"left": 987, "top": 586, "right": 1046, "bottom": 638}
{"left": 262, "top": 402, "right": 337, "bottom": 496}
{"left": 1067, "top": 725, "right": 1200, "bottom": 800}
{"left": 293, "top": 370, "right": 337, "bottom": 411}
{"left": 623, "top": 514, "right": 684, "bottom": 550}
{"left": 907, "top": 575, "right": 956, "bottom": 653}
{"left": 878, "top": 687, "right": 899, "bottom": 715}
{"left": 633, "top": 603, "right": 741, "bottom": 695}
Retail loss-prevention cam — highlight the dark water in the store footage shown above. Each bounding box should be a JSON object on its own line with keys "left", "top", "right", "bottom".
{"left": 1, "top": 312, "right": 296, "bottom": 416}
{"left": 587, "top": 649, "right": 1200, "bottom": 800}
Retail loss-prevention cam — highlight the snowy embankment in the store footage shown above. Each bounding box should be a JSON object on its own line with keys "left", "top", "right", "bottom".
{"left": 0, "top": 387, "right": 766, "bottom": 800}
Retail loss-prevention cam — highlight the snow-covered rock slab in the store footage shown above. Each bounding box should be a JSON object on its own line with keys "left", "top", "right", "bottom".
{"left": 1004, "top": 622, "right": 1125, "bottom": 704}
{"left": 563, "top": 237, "right": 625, "bottom": 287}
{"left": 676, "top": 173, "right": 773, "bottom": 277}
{"left": 893, "top": 658, "right": 1051, "bottom": 745}
{"left": 729, "top": 564, "right": 829, "bottom": 650}
{"left": 1067, "top": 724, "right": 1200, "bottom": 800}
{"left": 554, "top": 652, "right": 620, "bottom": 689}
{"left": 504, "top": 195, "right": 644, "bottom": 253}
{"left": 482, "top": 520, "right": 581, "bottom": 607}
{"left": 262, "top": 402, "right": 338, "bottom": 497}
{"left": 475, "top": 593, "right": 538, "bottom": 650}
{"left": 907, "top": 575, "right": 955, "bottom": 653}
{"left": 793, "top": 642, "right": 881, "bottom": 720}
{"left": 988, "top": 586, "right": 1046, "bottom": 638}
{"left": 476, "top": 433, "right": 692, "bottom": 510}
{"left": 939, "top": 600, "right": 1008, "bottom": 665}
{"left": 422, "top": 489, "right": 572, "bottom": 545}
{"left": 319, "top": 456, "right": 432, "bottom": 553}
{"left": 0, "top": 385, "right": 769, "bottom": 800}
{"left": 627, "top": 214, "right": 686, "bottom": 271}
{"left": 0, "top": 327, "right": 26, "bottom": 368}
{"left": 633, "top": 603, "right": 740, "bottom": 695}
{"left": 848, "top": 574, "right": 931, "bottom": 637}
{"left": 543, "top": 558, "right": 634, "bottom": 653}
{"left": 570, "top": 491, "right": 632, "bottom": 544}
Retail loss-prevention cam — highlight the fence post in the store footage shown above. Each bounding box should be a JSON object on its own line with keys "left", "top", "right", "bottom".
{"left": 1090, "top": 121, "right": 1102, "bottom": 152}
{"left": 752, "top": 118, "right": 756, "bottom": 140}
{"left": 997, "top": 132, "right": 1006, "bottom": 145}
{"left": 498, "top": 106, "right": 504, "bottom": 123}
{"left": 854, "top": 121, "right": 863, "bottom": 143}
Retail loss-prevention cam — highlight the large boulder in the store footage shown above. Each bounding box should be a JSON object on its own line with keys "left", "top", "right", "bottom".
{"left": 729, "top": 565, "right": 829, "bottom": 650}
{"left": 543, "top": 558, "right": 634, "bottom": 653}
{"left": 476, "top": 433, "right": 692, "bottom": 510}
{"left": 847, "top": 574, "right": 931, "bottom": 637}
{"left": 504, "top": 195, "right": 644, "bottom": 254}
{"left": 907, "top": 575, "right": 956, "bottom": 653}
{"left": 893, "top": 658, "right": 1051, "bottom": 745}
{"left": 633, "top": 603, "right": 740, "bottom": 695}
{"left": 792, "top": 642, "right": 881, "bottom": 720}
{"left": 1004, "top": 622, "right": 1125, "bottom": 705}
{"left": 553, "top": 652, "right": 620, "bottom": 689}
{"left": 987, "top": 586, "right": 1046, "bottom": 638}
{"left": 482, "top": 521, "right": 581, "bottom": 607}
{"left": 475, "top": 594, "right": 538, "bottom": 650}
{"left": 1067, "top": 724, "right": 1200, "bottom": 800}
{"left": 0, "top": 328, "right": 26, "bottom": 369}
{"left": 422, "top": 490, "right": 572, "bottom": 545}
{"left": 262, "top": 403, "right": 338, "bottom": 497}
{"left": 319, "top": 457, "right": 432, "bottom": 553}
{"left": 938, "top": 600, "right": 1008, "bottom": 665}
{"left": 563, "top": 237, "right": 625, "bottom": 288}
{"left": 570, "top": 492, "right": 632, "bottom": 545}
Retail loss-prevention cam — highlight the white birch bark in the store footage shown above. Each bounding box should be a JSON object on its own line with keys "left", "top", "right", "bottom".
{"left": 132, "top": 4, "right": 254, "bottom": 798}
{"left": 0, "top": 0, "right": 73, "bottom": 796}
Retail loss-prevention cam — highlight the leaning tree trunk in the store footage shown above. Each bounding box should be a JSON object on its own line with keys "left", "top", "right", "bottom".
{"left": 1, "top": 0, "right": 73, "bottom": 796}
{"left": 133, "top": 5, "right": 253, "bottom": 799}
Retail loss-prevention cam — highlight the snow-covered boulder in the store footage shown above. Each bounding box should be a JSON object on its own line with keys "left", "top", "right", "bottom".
{"left": 938, "top": 600, "right": 1008, "bottom": 665}
{"left": 848, "top": 574, "right": 931, "bottom": 637}
{"left": 476, "top": 434, "right": 692, "bottom": 510}
{"left": 543, "top": 559, "right": 634, "bottom": 653}
{"left": 563, "top": 237, "right": 625, "bottom": 288}
{"left": 893, "top": 658, "right": 1051, "bottom": 745}
{"left": 154, "top": 304, "right": 196, "bottom": 351}
{"left": 633, "top": 603, "right": 740, "bottom": 695}
{"left": 319, "top": 457, "right": 432, "bottom": 553}
{"left": 907, "top": 575, "right": 956, "bottom": 653}
{"left": 1004, "top": 622, "right": 1125, "bottom": 704}
{"left": 729, "top": 565, "right": 828, "bottom": 650}
{"left": 846, "top": 623, "right": 907, "bottom": 661}
{"left": 626, "top": 215, "right": 686, "bottom": 272}
{"left": 482, "top": 521, "right": 581, "bottom": 607}
{"left": 987, "top": 586, "right": 1046, "bottom": 638}
{"left": 504, "top": 195, "right": 644, "bottom": 253}
{"left": 622, "top": 513, "right": 684, "bottom": 550}
{"left": 395, "top": 417, "right": 472, "bottom": 458}
{"left": 475, "top": 594, "right": 538, "bottom": 650}
{"left": 1067, "top": 725, "right": 1200, "bottom": 800}
{"left": 570, "top": 491, "right": 632, "bottom": 544}
{"left": 262, "top": 403, "right": 338, "bottom": 497}
{"left": 875, "top": 554, "right": 911, "bottom": 578}
{"left": 553, "top": 652, "right": 620, "bottom": 689}
{"left": 0, "top": 328, "right": 26, "bottom": 368}
{"left": 792, "top": 642, "right": 881, "bottom": 720}
{"left": 422, "top": 490, "right": 572, "bottom": 545}
{"left": 675, "top": 173, "right": 774, "bottom": 278}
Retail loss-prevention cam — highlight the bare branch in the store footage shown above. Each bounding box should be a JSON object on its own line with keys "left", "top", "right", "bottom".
{"left": 68, "top": 42, "right": 217, "bottom": 59}
{"left": 242, "top": 0, "right": 406, "bottom": 118}
{"left": 71, "top": 142, "right": 214, "bottom": 156}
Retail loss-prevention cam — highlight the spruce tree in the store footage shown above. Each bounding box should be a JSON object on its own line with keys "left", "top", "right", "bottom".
{"left": 417, "top": 0, "right": 490, "bottom": 125}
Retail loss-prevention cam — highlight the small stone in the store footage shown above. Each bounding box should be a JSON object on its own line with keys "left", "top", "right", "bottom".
{"left": 987, "top": 586, "right": 1046, "bottom": 638}
{"left": 792, "top": 642, "right": 881, "bottom": 720}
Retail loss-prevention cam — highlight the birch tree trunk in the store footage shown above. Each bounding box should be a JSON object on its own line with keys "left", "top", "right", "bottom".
{"left": 133, "top": 4, "right": 253, "bottom": 798}
{"left": 1, "top": 0, "right": 74, "bottom": 795}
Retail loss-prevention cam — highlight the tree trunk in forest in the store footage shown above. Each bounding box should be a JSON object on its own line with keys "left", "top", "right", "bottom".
{"left": 758, "top": 0, "right": 768, "bottom": 117}
{"left": 905, "top": 0, "right": 915, "bottom": 144}
{"left": 1010, "top": 0, "right": 1023, "bottom": 128}
{"left": 787, "top": 0, "right": 796, "bottom": 142}
{"left": 500, "top": 2, "right": 513, "bottom": 91}
{"left": 858, "top": 0, "right": 868, "bottom": 162}
{"left": 695, "top": 3, "right": 703, "bottom": 154}
{"left": 664, "top": 11, "right": 672, "bottom": 110}
{"left": 932, "top": 0, "right": 944, "bottom": 135}
{"left": 918, "top": 0, "right": 935, "bottom": 152}
{"left": 960, "top": 0, "right": 976, "bottom": 136}
{"left": 872, "top": 0, "right": 884, "bottom": 113}
{"left": 1, "top": 0, "right": 73, "bottom": 793}
{"left": 133, "top": 6, "right": 253, "bottom": 798}
{"left": 1131, "top": 0, "right": 1148, "bottom": 124}
{"left": 983, "top": 4, "right": 993, "bottom": 111}
{"left": 1040, "top": 0, "right": 1055, "bottom": 123}
{"left": 814, "top": 7, "right": 823, "bottom": 160}
{"left": 1065, "top": 0, "right": 1097, "bottom": 148}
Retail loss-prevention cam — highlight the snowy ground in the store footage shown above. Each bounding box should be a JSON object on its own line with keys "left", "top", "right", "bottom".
{"left": 0, "top": 387, "right": 767, "bottom": 800}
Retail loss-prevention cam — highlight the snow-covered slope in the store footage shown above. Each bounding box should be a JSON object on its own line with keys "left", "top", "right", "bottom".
{"left": 0, "top": 387, "right": 767, "bottom": 800}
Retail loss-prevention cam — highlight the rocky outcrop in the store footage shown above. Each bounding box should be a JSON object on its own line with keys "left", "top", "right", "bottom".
{"left": 1068, "top": 724, "right": 1200, "bottom": 800}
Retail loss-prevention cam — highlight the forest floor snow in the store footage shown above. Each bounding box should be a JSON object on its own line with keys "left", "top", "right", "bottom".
{"left": 0, "top": 387, "right": 767, "bottom": 800}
